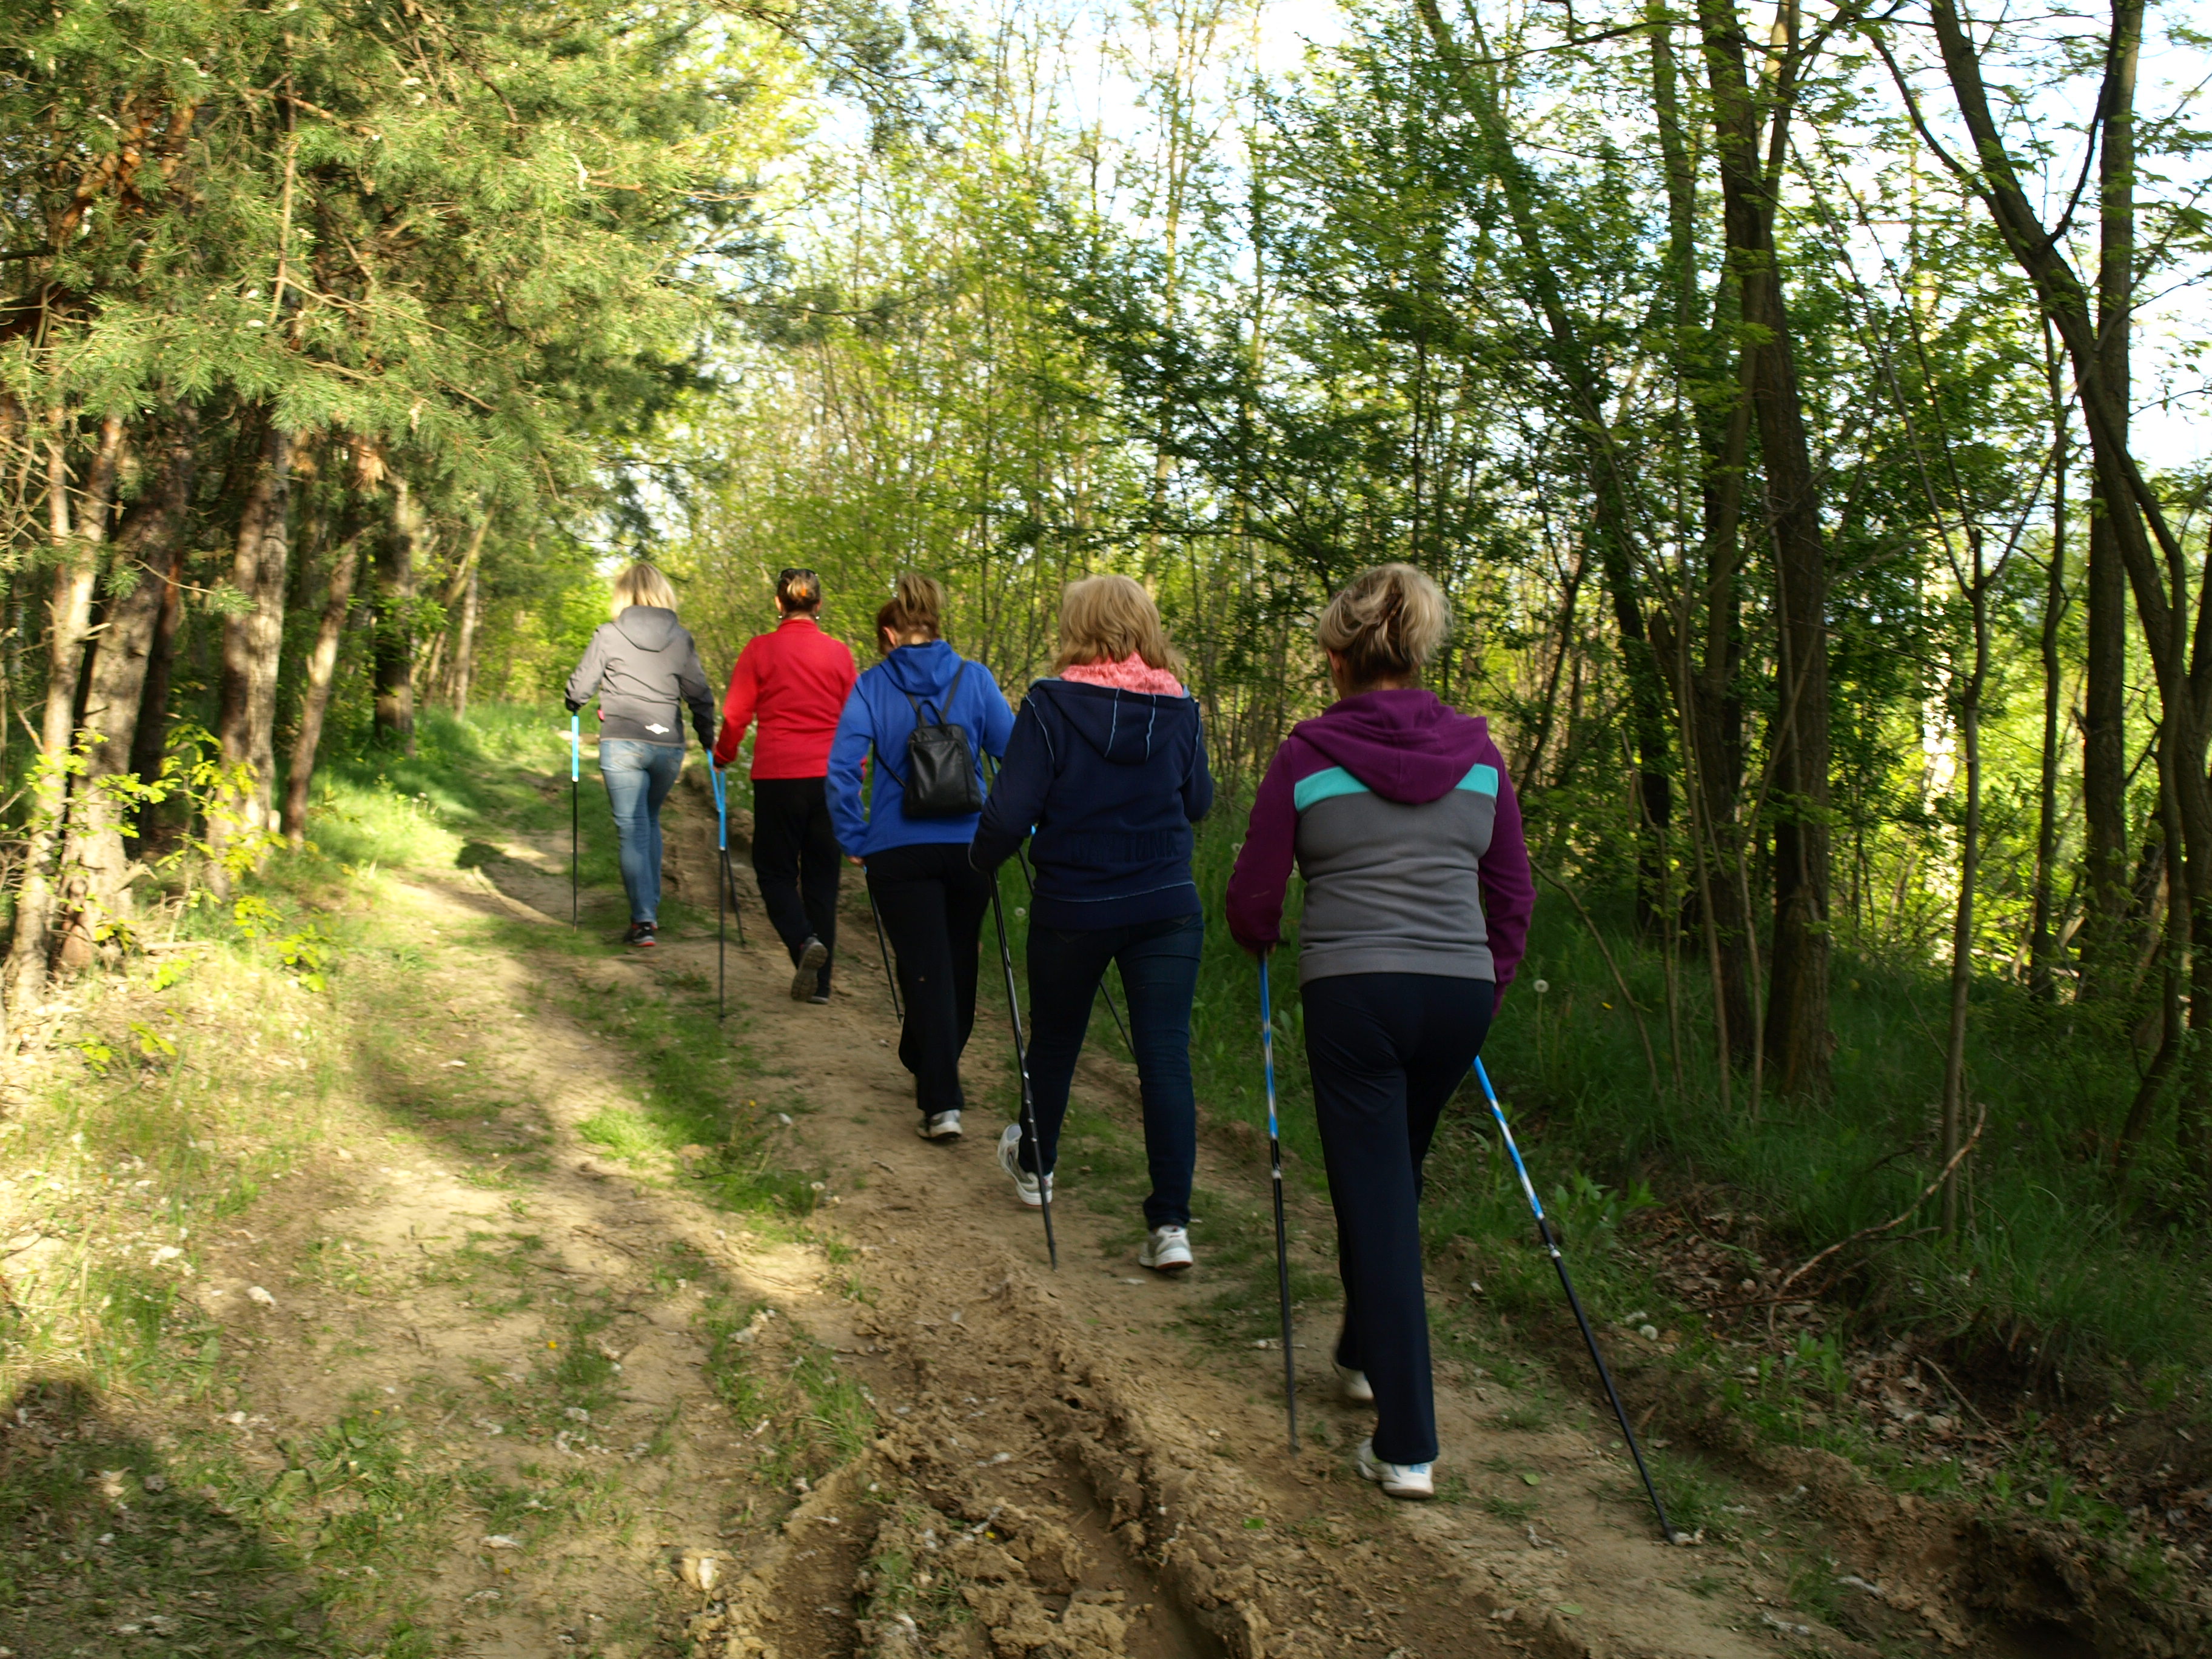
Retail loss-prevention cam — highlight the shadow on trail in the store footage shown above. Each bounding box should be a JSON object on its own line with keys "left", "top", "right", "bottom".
{"left": 0, "top": 1378, "right": 327, "bottom": 1658}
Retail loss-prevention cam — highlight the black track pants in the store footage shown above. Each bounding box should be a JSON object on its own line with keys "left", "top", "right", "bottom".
{"left": 1302, "top": 971, "right": 1496, "bottom": 1466}
{"left": 864, "top": 842, "right": 993, "bottom": 1119}
{"left": 751, "top": 776, "right": 842, "bottom": 991}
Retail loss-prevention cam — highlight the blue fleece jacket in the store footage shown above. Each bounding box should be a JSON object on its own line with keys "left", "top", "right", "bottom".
{"left": 828, "top": 640, "right": 1016, "bottom": 857}
{"left": 970, "top": 679, "right": 1215, "bottom": 928}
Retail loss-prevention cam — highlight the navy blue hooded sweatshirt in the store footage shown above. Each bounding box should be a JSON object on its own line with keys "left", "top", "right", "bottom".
{"left": 970, "top": 679, "right": 1215, "bottom": 928}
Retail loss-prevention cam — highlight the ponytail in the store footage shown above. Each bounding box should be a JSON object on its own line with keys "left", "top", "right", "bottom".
{"left": 876, "top": 572, "right": 945, "bottom": 651}
{"left": 1314, "top": 563, "right": 1447, "bottom": 683}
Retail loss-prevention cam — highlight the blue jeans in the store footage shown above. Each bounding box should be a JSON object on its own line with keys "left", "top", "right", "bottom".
{"left": 1017, "top": 911, "right": 1203, "bottom": 1228}
{"left": 599, "top": 740, "right": 684, "bottom": 923}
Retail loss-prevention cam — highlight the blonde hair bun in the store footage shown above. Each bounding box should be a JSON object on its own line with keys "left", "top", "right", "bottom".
{"left": 1051, "top": 574, "right": 1184, "bottom": 677}
{"left": 1315, "top": 563, "right": 1446, "bottom": 682}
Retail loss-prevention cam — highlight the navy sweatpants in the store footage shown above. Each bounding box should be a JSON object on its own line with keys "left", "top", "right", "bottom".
{"left": 1302, "top": 971, "right": 1495, "bottom": 1466}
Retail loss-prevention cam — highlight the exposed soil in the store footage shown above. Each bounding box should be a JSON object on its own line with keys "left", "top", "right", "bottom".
{"left": 4, "top": 749, "right": 2193, "bottom": 1658}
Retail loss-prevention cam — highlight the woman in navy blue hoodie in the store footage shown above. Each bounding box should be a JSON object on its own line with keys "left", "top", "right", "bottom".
{"left": 829, "top": 575, "right": 1016, "bottom": 1141}
{"left": 971, "top": 576, "right": 1214, "bottom": 1271}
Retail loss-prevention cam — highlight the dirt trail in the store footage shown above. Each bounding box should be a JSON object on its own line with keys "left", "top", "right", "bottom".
{"left": 456, "top": 768, "right": 1873, "bottom": 1659}
{"left": 10, "top": 753, "right": 1986, "bottom": 1658}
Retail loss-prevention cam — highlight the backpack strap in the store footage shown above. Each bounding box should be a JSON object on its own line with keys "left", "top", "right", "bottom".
{"left": 869, "top": 657, "right": 973, "bottom": 786}
{"left": 907, "top": 657, "right": 969, "bottom": 731}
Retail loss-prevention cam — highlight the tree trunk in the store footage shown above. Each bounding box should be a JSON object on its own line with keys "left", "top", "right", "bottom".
{"left": 56, "top": 412, "right": 198, "bottom": 966}
{"left": 2114, "top": 762, "right": 2184, "bottom": 1166}
{"left": 452, "top": 557, "right": 481, "bottom": 719}
{"left": 374, "top": 476, "right": 420, "bottom": 756}
{"left": 2030, "top": 335, "right": 2070, "bottom": 1002}
{"left": 1927, "top": 0, "right": 2212, "bottom": 1176}
{"left": 1414, "top": 0, "right": 1675, "bottom": 931}
{"left": 1653, "top": 4, "right": 1755, "bottom": 1068}
{"left": 1941, "top": 533, "right": 1991, "bottom": 1232}
{"left": 1700, "top": 0, "right": 1833, "bottom": 1096}
{"left": 125, "top": 537, "right": 187, "bottom": 854}
{"left": 214, "top": 422, "right": 294, "bottom": 856}
{"left": 5, "top": 412, "right": 124, "bottom": 1008}
{"left": 281, "top": 526, "right": 366, "bottom": 845}
{"left": 419, "top": 512, "right": 486, "bottom": 707}
{"left": 2077, "top": 0, "right": 2141, "bottom": 996}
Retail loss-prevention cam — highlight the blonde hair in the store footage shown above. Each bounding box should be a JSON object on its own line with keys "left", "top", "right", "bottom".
{"left": 1315, "top": 563, "right": 1447, "bottom": 684}
{"left": 1050, "top": 574, "right": 1184, "bottom": 677}
{"left": 876, "top": 572, "right": 944, "bottom": 651}
{"left": 610, "top": 561, "right": 678, "bottom": 618}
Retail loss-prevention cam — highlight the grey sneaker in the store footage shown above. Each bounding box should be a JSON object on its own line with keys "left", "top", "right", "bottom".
{"left": 1139, "top": 1225, "right": 1193, "bottom": 1273}
{"left": 996, "top": 1122, "right": 1051, "bottom": 1207}
{"left": 791, "top": 937, "right": 830, "bottom": 1000}
{"left": 1355, "top": 1438, "right": 1435, "bottom": 1500}
{"left": 917, "top": 1110, "right": 962, "bottom": 1141}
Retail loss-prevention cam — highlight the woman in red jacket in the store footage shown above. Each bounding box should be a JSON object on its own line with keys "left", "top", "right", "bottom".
{"left": 712, "top": 568, "right": 859, "bottom": 1003}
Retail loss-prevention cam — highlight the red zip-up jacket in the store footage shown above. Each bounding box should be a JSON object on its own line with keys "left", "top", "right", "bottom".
{"left": 711, "top": 615, "right": 859, "bottom": 777}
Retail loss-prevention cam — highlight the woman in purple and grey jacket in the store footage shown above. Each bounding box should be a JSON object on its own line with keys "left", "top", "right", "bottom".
{"left": 1225, "top": 563, "right": 1533, "bottom": 1501}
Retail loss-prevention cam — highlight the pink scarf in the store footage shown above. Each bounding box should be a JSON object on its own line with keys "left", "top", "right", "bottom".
{"left": 1060, "top": 654, "right": 1187, "bottom": 697}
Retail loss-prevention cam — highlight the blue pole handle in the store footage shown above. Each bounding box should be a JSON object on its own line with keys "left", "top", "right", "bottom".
{"left": 1473, "top": 1057, "right": 1544, "bottom": 1222}
{"left": 709, "top": 763, "right": 729, "bottom": 852}
{"left": 569, "top": 712, "right": 580, "bottom": 782}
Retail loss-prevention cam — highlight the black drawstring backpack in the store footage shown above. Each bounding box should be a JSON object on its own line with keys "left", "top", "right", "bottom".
{"left": 883, "top": 659, "right": 983, "bottom": 818}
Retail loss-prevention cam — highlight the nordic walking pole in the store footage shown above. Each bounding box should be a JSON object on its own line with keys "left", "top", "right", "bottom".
{"left": 569, "top": 712, "right": 580, "bottom": 930}
{"left": 1256, "top": 954, "right": 1299, "bottom": 1456}
{"left": 710, "top": 765, "right": 729, "bottom": 1019}
{"left": 866, "top": 886, "right": 902, "bottom": 1021}
{"left": 985, "top": 750, "right": 1131, "bottom": 1049}
{"left": 988, "top": 872, "right": 1056, "bottom": 1270}
{"left": 720, "top": 840, "right": 746, "bottom": 946}
{"left": 1472, "top": 1057, "right": 1677, "bottom": 1541}
{"left": 1014, "top": 844, "right": 1131, "bottom": 1052}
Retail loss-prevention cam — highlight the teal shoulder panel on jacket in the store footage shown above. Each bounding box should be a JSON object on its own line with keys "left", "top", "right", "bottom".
{"left": 1456, "top": 763, "right": 1500, "bottom": 796}
{"left": 1293, "top": 766, "right": 1371, "bottom": 812}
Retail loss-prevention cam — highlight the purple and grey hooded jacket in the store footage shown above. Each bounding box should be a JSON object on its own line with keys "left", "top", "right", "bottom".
{"left": 1225, "top": 688, "right": 1533, "bottom": 989}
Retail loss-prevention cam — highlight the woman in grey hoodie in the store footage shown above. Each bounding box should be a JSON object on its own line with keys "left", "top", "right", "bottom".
{"left": 564, "top": 563, "right": 717, "bottom": 947}
{"left": 1227, "top": 564, "right": 1533, "bottom": 1501}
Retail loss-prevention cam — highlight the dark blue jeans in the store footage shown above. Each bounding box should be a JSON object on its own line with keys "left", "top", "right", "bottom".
{"left": 1303, "top": 971, "right": 1496, "bottom": 1466}
{"left": 599, "top": 739, "right": 684, "bottom": 923}
{"left": 1017, "top": 911, "right": 1203, "bottom": 1229}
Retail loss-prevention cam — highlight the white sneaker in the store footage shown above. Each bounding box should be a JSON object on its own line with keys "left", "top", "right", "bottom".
{"left": 1335, "top": 1363, "right": 1375, "bottom": 1404}
{"left": 1356, "top": 1438, "right": 1435, "bottom": 1500}
{"left": 1139, "top": 1225, "right": 1193, "bottom": 1273}
{"left": 917, "top": 1110, "right": 962, "bottom": 1141}
{"left": 996, "top": 1122, "right": 1051, "bottom": 1207}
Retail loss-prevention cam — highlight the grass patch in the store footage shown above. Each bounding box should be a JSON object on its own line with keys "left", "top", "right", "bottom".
{"left": 0, "top": 703, "right": 846, "bottom": 1655}
{"left": 700, "top": 1299, "right": 874, "bottom": 1495}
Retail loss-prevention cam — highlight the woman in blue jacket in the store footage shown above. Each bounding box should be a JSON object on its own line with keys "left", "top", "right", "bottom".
{"left": 829, "top": 574, "right": 1016, "bottom": 1142}
{"left": 970, "top": 575, "right": 1213, "bottom": 1270}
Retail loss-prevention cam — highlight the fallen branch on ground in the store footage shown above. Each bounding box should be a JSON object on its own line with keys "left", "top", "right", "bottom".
{"left": 1768, "top": 1105, "right": 1988, "bottom": 1330}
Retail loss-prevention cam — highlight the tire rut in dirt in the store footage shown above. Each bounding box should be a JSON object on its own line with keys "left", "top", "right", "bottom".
{"left": 695, "top": 1264, "right": 1519, "bottom": 1659}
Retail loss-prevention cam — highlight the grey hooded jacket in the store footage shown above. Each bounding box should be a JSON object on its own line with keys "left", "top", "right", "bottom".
{"left": 563, "top": 607, "right": 716, "bottom": 748}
